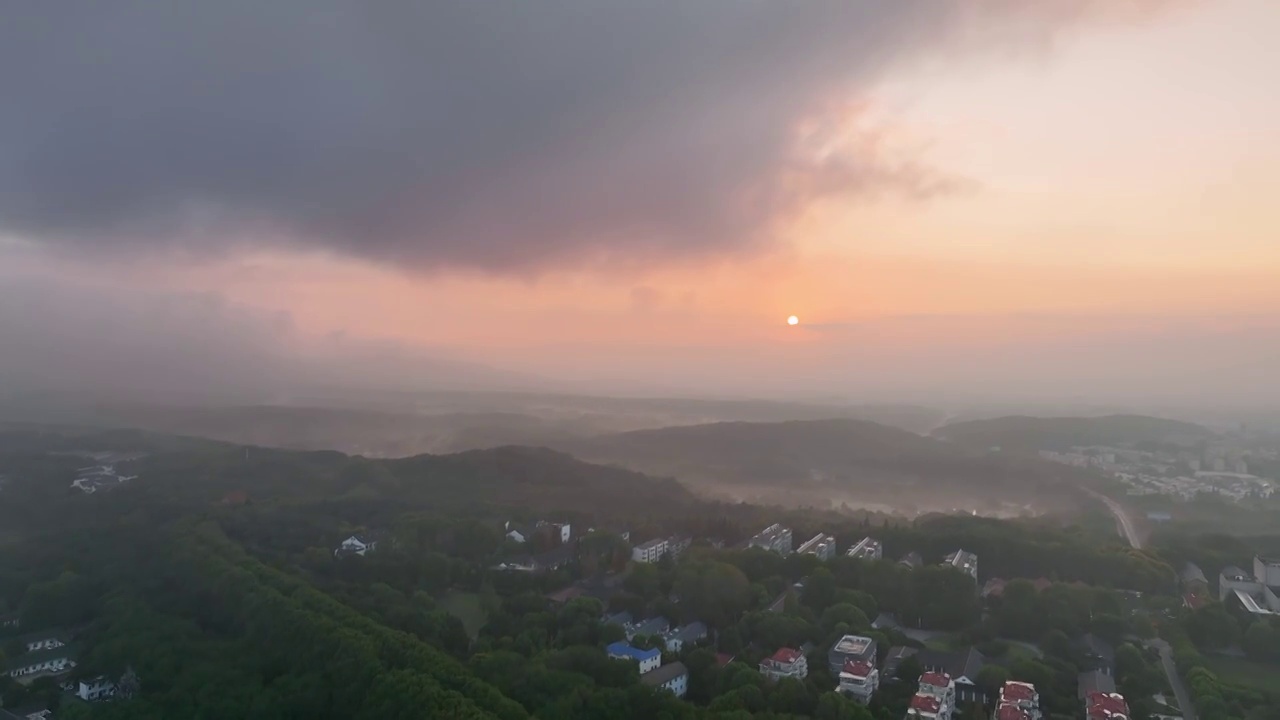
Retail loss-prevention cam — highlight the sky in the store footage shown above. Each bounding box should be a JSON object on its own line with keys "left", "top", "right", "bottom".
{"left": 2, "top": 0, "right": 1278, "bottom": 406}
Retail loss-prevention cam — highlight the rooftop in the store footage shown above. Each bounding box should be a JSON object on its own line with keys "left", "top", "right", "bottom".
{"left": 832, "top": 634, "right": 874, "bottom": 655}
{"left": 1087, "top": 691, "right": 1130, "bottom": 718}
{"left": 666, "top": 622, "right": 707, "bottom": 642}
{"left": 640, "top": 661, "right": 688, "bottom": 687}
{"left": 1221, "top": 565, "right": 1251, "bottom": 581}
{"left": 769, "top": 647, "right": 803, "bottom": 664}
{"left": 996, "top": 704, "right": 1033, "bottom": 720}
{"left": 635, "top": 538, "right": 666, "bottom": 551}
{"left": 606, "top": 641, "right": 660, "bottom": 662}
{"left": 910, "top": 694, "right": 942, "bottom": 713}
{"left": 847, "top": 537, "right": 881, "bottom": 557}
{"left": 920, "top": 671, "right": 952, "bottom": 688}
{"left": 1001, "top": 680, "right": 1037, "bottom": 702}
{"left": 841, "top": 659, "right": 874, "bottom": 677}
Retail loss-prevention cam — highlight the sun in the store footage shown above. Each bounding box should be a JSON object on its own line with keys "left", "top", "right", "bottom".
{"left": 786, "top": 315, "right": 799, "bottom": 326}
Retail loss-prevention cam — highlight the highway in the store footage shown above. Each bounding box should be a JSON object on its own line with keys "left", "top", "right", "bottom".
{"left": 1085, "top": 489, "right": 1142, "bottom": 549}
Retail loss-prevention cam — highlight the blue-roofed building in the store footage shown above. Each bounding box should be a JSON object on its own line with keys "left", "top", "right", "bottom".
{"left": 607, "top": 641, "right": 662, "bottom": 674}
{"left": 664, "top": 622, "right": 708, "bottom": 652}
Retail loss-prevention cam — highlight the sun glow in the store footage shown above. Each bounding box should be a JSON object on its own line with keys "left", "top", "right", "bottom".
{"left": 787, "top": 315, "right": 799, "bottom": 326}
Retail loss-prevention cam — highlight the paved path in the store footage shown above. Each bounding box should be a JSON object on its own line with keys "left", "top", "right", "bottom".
{"left": 1085, "top": 489, "right": 1142, "bottom": 549}
{"left": 1149, "top": 639, "right": 1197, "bottom": 720}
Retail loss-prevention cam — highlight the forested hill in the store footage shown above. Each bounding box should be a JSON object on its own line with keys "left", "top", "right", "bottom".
{"left": 0, "top": 431, "right": 697, "bottom": 542}
{"left": 554, "top": 418, "right": 1104, "bottom": 514}
{"left": 934, "top": 414, "right": 1217, "bottom": 452}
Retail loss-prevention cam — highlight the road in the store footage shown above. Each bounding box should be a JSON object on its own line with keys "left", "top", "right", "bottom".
{"left": 1149, "top": 639, "right": 1197, "bottom": 720}
{"left": 1085, "top": 489, "right": 1142, "bottom": 549}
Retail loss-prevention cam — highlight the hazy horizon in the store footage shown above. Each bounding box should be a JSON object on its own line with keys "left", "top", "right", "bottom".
{"left": 3, "top": 1, "right": 1278, "bottom": 408}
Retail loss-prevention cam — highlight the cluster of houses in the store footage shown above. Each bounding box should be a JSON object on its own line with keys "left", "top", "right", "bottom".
{"left": 0, "top": 626, "right": 137, "bottom": 712}
{"left": 603, "top": 613, "right": 701, "bottom": 698}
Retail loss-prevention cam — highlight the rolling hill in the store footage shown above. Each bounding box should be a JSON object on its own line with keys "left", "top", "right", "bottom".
{"left": 934, "top": 414, "right": 1217, "bottom": 452}
{"left": 554, "top": 418, "right": 1102, "bottom": 516}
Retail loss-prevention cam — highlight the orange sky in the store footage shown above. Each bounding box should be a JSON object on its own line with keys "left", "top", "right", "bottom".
{"left": 4, "top": 0, "right": 1278, "bottom": 402}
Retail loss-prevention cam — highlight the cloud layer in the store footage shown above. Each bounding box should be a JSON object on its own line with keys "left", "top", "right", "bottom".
{"left": 1, "top": 1, "right": 1171, "bottom": 274}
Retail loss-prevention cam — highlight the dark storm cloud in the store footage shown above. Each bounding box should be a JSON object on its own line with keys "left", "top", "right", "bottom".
{"left": 0, "top": 1, "right": 1156, "bottom": 272}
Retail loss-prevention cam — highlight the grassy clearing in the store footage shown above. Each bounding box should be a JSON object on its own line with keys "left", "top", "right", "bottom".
{"left": 438, "top": 591, "right": 487, "bottom": 639}
{"left": 1203, "top": 655, "right": 1280, "bottom": 693}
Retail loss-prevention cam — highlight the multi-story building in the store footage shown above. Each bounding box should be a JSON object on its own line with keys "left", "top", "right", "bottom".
{"left": 907, "top": 692, "right": 951, "bottom": 720}
{"left": 996, "top": 680, "right": 1040, "bottom": 720}
{"left": 759, "top": 647, "right": 808, "bottom": 680}
{"left": 1219, "top": 558, "right": 1280, "bottom": 615}
{"left": 748, "top": 524, "right": 793, "bottom": 555}
{"left": 918, "top": 671, "right": 957, "bottom": 709}
{"left": 663, "top": 622, "right": 708, "bottom": 652}
{"left": 607, "top": 641, "right": 662, "bottom": 674}
{"left": 632, "top": 538, "right": 669, "bottom": 563}
{"left": 798, "top": 533, "right": 837, "bottom": 560}
{"left": 943, "top": 549, "right": 978, "bottom": 581}
{"left": 846, "top": 537, "right": 882, "bottom": 561}
{"left": 828, "top": 634, "right": 877, "bottom": 675}
{"left": 641, "top": 661, "right": 689, "bottom": 697}
{"left": 838, "top": 659, "right": 879, "bottom": 704}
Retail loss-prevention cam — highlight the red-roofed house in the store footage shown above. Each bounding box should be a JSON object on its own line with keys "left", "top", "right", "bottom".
{"left": 714, "top": 653, "right": 736, "bottom": 668}
{"left": 759, "top": 647, "right": 807, "bottom": 681}
{"left": 918, "top": 671, "right": 956, "bottom": 709}
{"left": 995, "top": 704, "right": 1032, "bottom": 720}
{"left": 838, "top": 659, "right": 879, "bottom": 704}
{"left": 908, "top": 692, "right": 950, "bottom": 720}
{"left": 1086, "top": 692, "right": 1130, "bottom": 720}
{"left": 997, "top": 680, "right": 1041, "bottom": 720}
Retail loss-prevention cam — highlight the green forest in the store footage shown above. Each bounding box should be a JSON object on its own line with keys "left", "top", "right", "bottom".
{"left": 0, "top": 428, "right": 1278, "bottom": 719}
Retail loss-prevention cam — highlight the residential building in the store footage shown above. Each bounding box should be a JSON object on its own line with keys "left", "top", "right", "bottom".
{"left": 537, "top": 521, "right": 572, "bottom": 544}
{"left": 996, "top": 680, "right": 1040, "bottom": 720}
{"left": 641, "top": 661, "right": 689, "bottom": 697}
{"left": 907, "top": 692, "right": 951, "bottom": 720}
{"left": 759, "top": 647, "right": 808, "bottom": 681}
{"left": 504, "top": 521, "right": 535, "bottom": 544}
{"left": 666, "top": 536, "right": 693, "bottom": 557}
{"left": 77, "top": 676, "right": 117, "bottom": 701}
{"left": 838, "top": 659, "right": 879, "bottom": 704}
{"left": 1256, "top": 556, "right": 1280, "bottom": 586}
{"left": 918, "top": 671, "right": 957, "bottom": 709}
{"left": 333, "top": 534, "right": 377, "bottom": 558}
{"left": 899, "top": 551, "right": 923, "bottom": 570}
{"left": 883, "top": 646, "right": 919, "bottom": 679}
{"left": 748, "top": 524, "right": 794, "bottom": 556}
{"left": 663, "top": 622, "right": 708, "bottom": 653}
{"left": 943, "top": 549, "right": 978, "bottom": 581}
{"left": 1086, "top": 692, "right": 1130, "bottom": 720}
{"left": 798, "top": 533, "right": 837, "bottom": 561}
{"left": 1180, "top": 562, "right": 1208, "bottom": 590}
{"left": 828, "top": 634, "right": 877, "bottom": 675}
{"left": 846, "top": 536, "right": 882, "bottom": 561}
{"left": 603, "top": 611, "right": 634, "bottom": 628}
{"left": 1078, "top": 671, "right": 1116, "bottom": 700}
{"left": 626, "top": 616, "right": 671, "bottom": 641}
{"left": 6, "top": 638, "right": 77, "bottom": 680}
{"left": 915, "top": 647, "right": 987, "bottom": 705}
{"left": 607, "top": 641, "right": 662, "bottom": 674}
{"left": 981, "top": 578, "right": 1007, "bottom": 599}
{"left": 632, "top": 538, "right": 669, "bottom": 564}
{"left": 994, "top": 705, "right": 1032, "bottom": 720}
{"left": 1218, "top": 559, "right": 1280, "bottom": 615}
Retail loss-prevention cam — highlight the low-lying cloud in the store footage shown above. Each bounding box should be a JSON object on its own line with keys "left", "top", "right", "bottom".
{"left": 1, "top": 1, "right": 1176, "bottom": 274}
